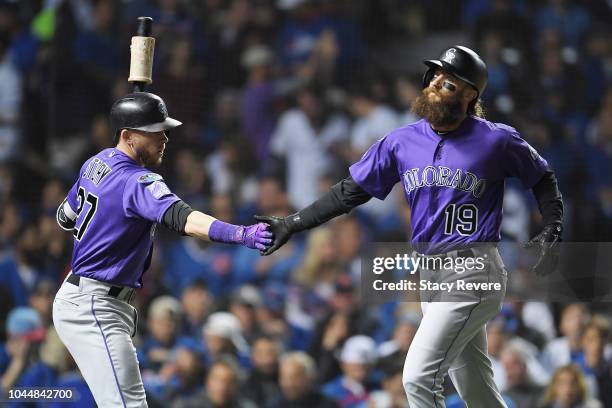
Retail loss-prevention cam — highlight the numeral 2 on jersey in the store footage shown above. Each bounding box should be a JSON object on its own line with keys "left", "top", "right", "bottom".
{"left": 73, "top": 187, "right": 99, "bottom": 241}
{"left": 444, "top": 203, "right": 478, "bottom": 236}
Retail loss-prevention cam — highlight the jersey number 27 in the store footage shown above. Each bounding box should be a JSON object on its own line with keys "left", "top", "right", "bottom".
{"left": 444, "top": 203, "right": 478, "bottom": 236}
{"left": 73, "top": 186, "right": 99, "bottom": 241}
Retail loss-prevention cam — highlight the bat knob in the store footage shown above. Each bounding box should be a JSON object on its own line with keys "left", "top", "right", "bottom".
{"left": 136, "top": 16, "right": 153, "bottom": 37}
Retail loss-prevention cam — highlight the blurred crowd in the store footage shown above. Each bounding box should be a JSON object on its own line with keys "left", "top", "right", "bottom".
{"left": 0, "top": 0, "right": 611, "bottom": 407}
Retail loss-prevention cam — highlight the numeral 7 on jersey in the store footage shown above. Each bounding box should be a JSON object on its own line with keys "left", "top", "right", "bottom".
{"left": 73, "top": 187, "right": 99, "bottom": 241}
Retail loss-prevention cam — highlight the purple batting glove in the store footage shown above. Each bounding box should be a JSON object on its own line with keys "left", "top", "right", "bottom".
{"left": 241, "top": 223, "right": 273, "bottom": 251}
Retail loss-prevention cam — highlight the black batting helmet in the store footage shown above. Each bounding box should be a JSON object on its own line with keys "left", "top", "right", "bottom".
{"left": 110, "top": 92, "right": 182, "bottom": 142}
{"left": 422, "top": 46, "right": 488, "bottom": 98}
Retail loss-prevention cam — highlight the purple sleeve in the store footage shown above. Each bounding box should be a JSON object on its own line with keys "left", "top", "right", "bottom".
{"left": 123, "top": 172, "right": 181, "bottom": 223}
{"left": 348, "top": 135, "right": 399, "bottom": 200}
{"left": 66, "top": 180, "right": 79, "bottom": 212}
{"left": 503, "top": 131, "right": 548, "bottom": 189}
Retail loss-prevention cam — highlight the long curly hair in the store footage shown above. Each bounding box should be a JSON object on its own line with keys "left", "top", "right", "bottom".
{"left": 468, "top": 98, "right": 485, "bottom": 119}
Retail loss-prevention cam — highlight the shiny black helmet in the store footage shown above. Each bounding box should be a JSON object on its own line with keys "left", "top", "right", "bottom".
{"left": 422, "top": 45, "right": 488, "bottom": 98}
{"left": 110, "top": 92, "right": 182, "bottom": 142}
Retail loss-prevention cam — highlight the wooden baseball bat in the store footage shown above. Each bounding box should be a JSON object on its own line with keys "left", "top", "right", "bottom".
{"left": 129, "top": 16, "right": 154, "bottom": 92}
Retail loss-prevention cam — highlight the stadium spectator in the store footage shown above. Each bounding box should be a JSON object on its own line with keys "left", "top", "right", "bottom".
{"left": 488, "top": 316, "right": 511, "bottom": 391}
{"left": 180, "top": 281, "right": 214, "bottom": 340}
{"left": 347, "top": 81, "right": 399, "bottom": 161}
{"left": 202, "top": 312, "right": 250, "bottom": 369}
{"left": 241, "top": 335, "right": 283, "bottom": 406}
{"left": 367, "top": 364, "right": 408, "bottom": 408}
{"left": 292, "top": 227, "right": 341, "bottom": 298}
{"left": 140, "top": 296, "right": 192, "bottom": 371}
{"left": 212, "top": 0, "right": 254, "bottom": 86}
{"left": 173, "top": 357, "right": 256, "bottom": 408}
{"left": 576, "top": 316, "right": 612, "bottom": 406}
{"left": 0, "top": 224, "right": 46, "bottom": 307}
{"left": 269, "top": 351, "right": 338, "bottom": 408}
{"left": 73, "top": 0, "right": 121, "bottom": 81}
{"left": 49, "top": 354, "right": 95, "bottom": 408}
{"left": 270, "top": 84, "right": 349, "bottom": 209}
{"left": 240, "top": 45, "right": 277, "bottom": 162}
{"left": 500, "top": 344, "right": 544, "bottom": 408}
{"left": 322, "top": 335, "right": 378, "bottom": 408}
{"left": 0, "top": 30, "right": 22, "bottom": 162}
{"left": 534, "top": 0, "right": 591, "bottom": 49}
{"left": 165, "top": 147, "right": 207, "bottom": 218}
{"left": 28, "top": 279, "right": 55, "bottom": 329}
{"left": 154, "top": 35, "right": 206, "bottom": 133}
{"left": 309, "top": 311, "right": 352, "bottom": 385}
{"left": 539, "top": 364, "right": 602, "bottom": 408}
{"left": 162, "top": 346, "right": 206, "bottom": 404}
{"left": 395, "top": 75, "right": 421, "bottom": 126}
{"left": 1, "top": 307, "right": 54, "bottom": 392}
{"left": 377, "top": 312, "right": 420, "bottom": 372}
{"left": 200, "top": 88, "right": 245, "bottom": 153}
{"left": 228, "top": 285, "right": 262, "bottom": 344}
{"left": 542, "top": 303, "right": 588, "bottom": 372}
{"left": 332, "top": 215, "right": 365, "bottom": 278}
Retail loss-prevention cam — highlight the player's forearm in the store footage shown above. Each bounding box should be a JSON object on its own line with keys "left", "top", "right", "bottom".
{"left": 287, "top": 176, "right": 372, "bottom": 232}
{"left": 166, "top": 202, "right": 271, "bottom": 249}
{"left": 183, "top": 211, "right": 253, "bottom": 244}
{"left": 532, "top": 170, "right": 564, "bottom": 226}
{"left": 184, "top": 211, "right": 217, "bottom": 240}
{"left": 164, "top": 200, "right": 255, "bottom": 242}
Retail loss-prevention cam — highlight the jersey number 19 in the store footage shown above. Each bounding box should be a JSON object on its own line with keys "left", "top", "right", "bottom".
{"left": 444, "top": 203, "right": 478, "bottom": 236}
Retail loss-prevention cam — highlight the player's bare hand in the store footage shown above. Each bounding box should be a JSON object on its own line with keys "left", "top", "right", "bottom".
{"left": 524, "top": 223, "right": 562, "bottom": 276}
{"left": 241, "top": 222, "right": 273, "bottom": 251}
{"left": 254, "top": 215, "right": 292, "bottom": 256}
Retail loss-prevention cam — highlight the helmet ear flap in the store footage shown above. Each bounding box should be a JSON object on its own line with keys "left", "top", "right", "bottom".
{"left": 422, "top": 68, "right": 435, "bottom": 89}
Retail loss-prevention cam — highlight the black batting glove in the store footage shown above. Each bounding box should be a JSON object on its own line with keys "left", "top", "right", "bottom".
{"left": 254, "top": 215, "right": 296, "bottom": 256}
{"left": 524, "top": 223, "right": 563, "bottom": 276}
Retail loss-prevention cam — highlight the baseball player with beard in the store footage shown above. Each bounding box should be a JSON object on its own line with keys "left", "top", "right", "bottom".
{"left": 53, "top": 92, "right": 272, "bottom": 407}
{"left": 257, "top": 46, "right": 563, "bottom": 407}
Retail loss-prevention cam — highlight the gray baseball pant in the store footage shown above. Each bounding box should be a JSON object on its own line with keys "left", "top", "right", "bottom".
{"left": 53, "top": 274, "right": 147, "bottom": 408}
{"left": 402, "top": 245, "right": 508, "bottom": 408}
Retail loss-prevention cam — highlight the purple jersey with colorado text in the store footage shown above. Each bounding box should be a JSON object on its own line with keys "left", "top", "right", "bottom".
{"left": 349, "top": 116, "right": 548, "bottom": 254}
{"left": 65, "top": 148, "right": 180, "bottom": 287}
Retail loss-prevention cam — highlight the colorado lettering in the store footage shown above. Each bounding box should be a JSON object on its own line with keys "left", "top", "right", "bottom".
{"left": 82, "top": 158, "right": 112, "bottom": 185}
{"left": 402, "top": 167, "right": 487, "bottom": 198}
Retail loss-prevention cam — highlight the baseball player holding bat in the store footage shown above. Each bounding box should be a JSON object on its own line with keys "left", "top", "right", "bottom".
{"left": 257, "top": 46, "right": 563, "bottom": 407}
{"left": 52, "top": 18, "right": 272, "bottom": 407}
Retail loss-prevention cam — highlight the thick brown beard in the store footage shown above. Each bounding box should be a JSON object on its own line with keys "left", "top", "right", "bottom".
{"left": 411, "top": 89, "right": 465, "bottom": 127}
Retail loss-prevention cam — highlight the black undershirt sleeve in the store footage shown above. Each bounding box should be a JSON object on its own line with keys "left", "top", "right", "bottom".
{"left": 286, "top": 176, "right": 373, "bottom": 232}
{"left": 532, "top": 169, "right": 564, "bottom": 226}
{"left": 162, "top": 200, "right": 194, "bottom": 234}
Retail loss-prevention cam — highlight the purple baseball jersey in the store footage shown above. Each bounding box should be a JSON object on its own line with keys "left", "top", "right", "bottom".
{"left": 349, "top": 116, "right": 548, "bottom": 254}
{"left": 65, "top": 148, "right": 180, "bottom": 287}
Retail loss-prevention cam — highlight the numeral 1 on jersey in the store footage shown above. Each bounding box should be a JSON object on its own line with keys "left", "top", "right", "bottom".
{"left": 73, "top": 187, "right": 99, "bottom": 241}
{"left": 444, "top": 203, "right": 478, "bottom": 236}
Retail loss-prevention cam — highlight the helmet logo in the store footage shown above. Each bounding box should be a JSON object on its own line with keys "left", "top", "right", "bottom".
{"left": 158, "top": 102, "right": 168, "bottom": 118}
{"left": 444, "top": 48, "right": 457, "bottom": 63}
